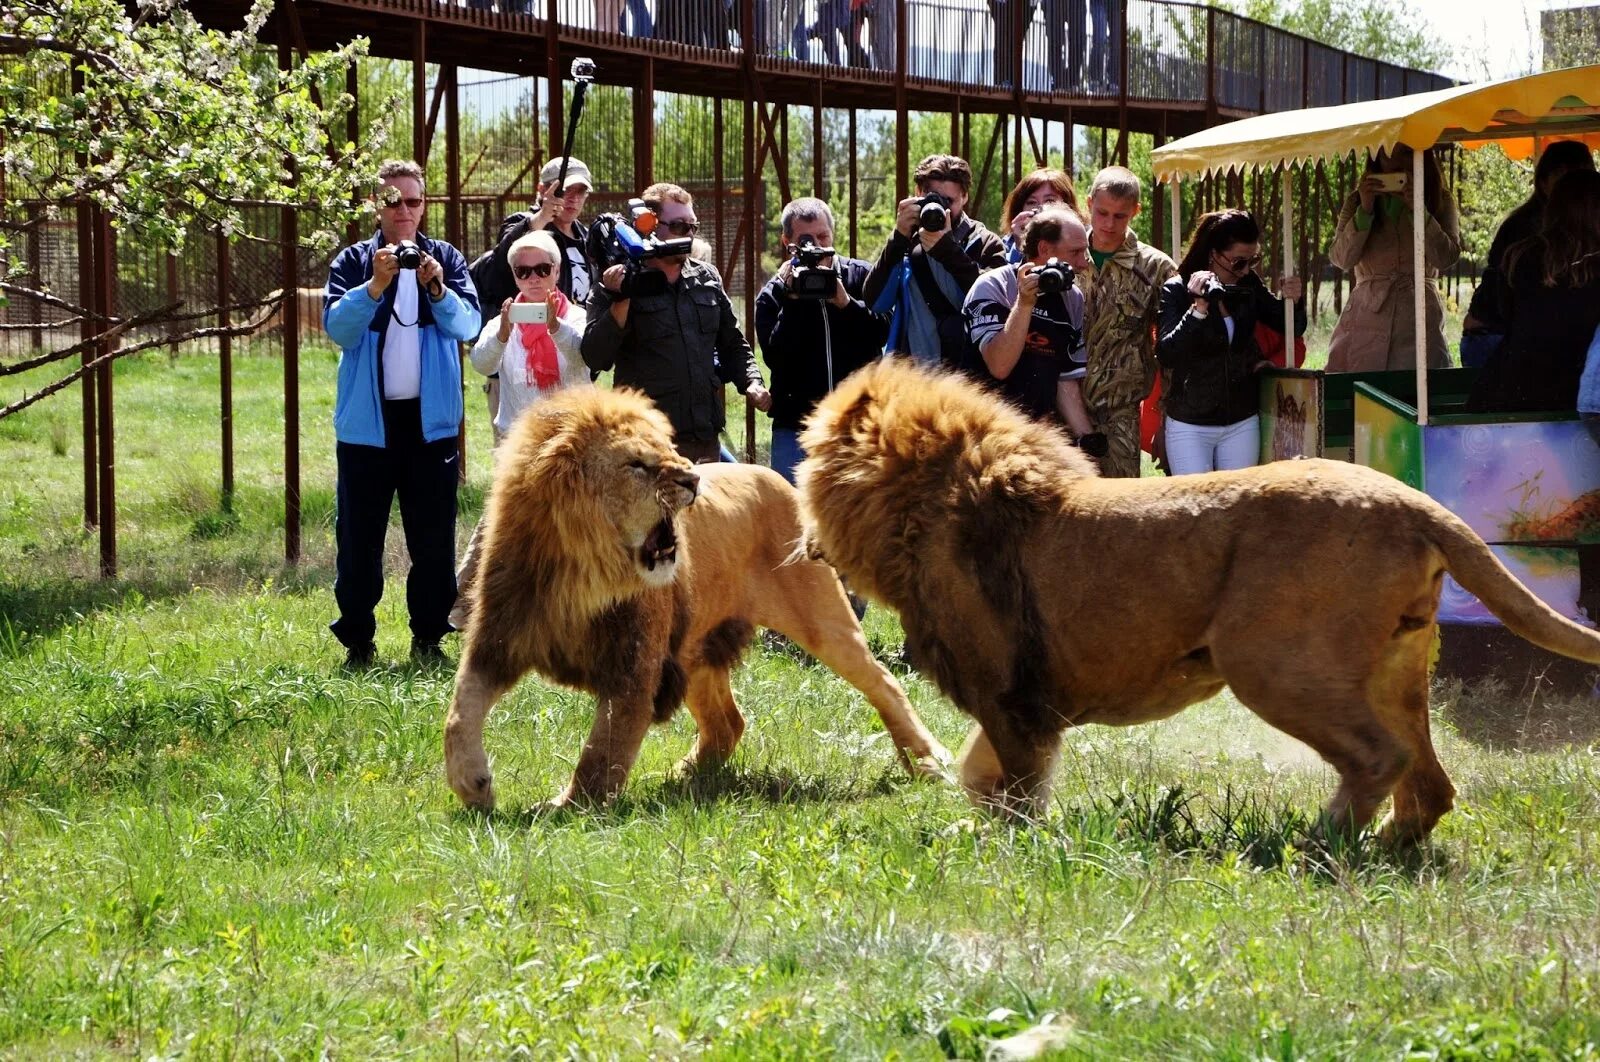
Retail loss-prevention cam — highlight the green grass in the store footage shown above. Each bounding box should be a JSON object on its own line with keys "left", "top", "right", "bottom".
{"left": 3, "top": 346, "right": 1600, "bottom": 1059}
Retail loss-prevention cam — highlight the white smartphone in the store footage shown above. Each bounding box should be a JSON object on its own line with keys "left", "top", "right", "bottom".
{"left": 506, "top": 301, "right": 549, "bottom": 325}
{"left": 1371, "top": 171, "right": 1409, "bottom": 193}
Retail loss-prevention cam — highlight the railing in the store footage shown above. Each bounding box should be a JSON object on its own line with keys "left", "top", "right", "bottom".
{"left": 419, "top": 0, "right": 1448, "bottom": 111}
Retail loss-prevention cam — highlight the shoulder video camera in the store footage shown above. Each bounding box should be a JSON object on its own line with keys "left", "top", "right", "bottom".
{"left": 787, "top": 235, "right": 838, "bottom": 301}
{"left": 393, "top": 239, "right": 422, "bottom": 270}
{"left": 1034, "top": 257, "right": 1075, "bottom": 295}
{"left": 916, "top": 191, "right": 951, "bottom": 233}
{"left": 596, "top": 198, "right": 695, "bottom": 299}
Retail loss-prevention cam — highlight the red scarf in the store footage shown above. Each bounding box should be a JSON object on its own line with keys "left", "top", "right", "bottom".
{"left": 515, "top": 290, "right": 568, "bottom": 390}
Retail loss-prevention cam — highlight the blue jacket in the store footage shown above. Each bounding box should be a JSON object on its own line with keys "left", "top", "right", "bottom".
{"left": 323, "top": 230, "right": 480, "bottom": 446}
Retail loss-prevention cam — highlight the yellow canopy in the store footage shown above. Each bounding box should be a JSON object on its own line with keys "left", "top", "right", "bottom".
{"left": 1151, "top": 65, "right": 1600, "bottom": 180}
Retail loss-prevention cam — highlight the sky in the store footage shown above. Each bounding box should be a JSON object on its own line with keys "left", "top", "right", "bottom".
{"left": 1416, "top": 0, "right": 1584, "bottom": 80}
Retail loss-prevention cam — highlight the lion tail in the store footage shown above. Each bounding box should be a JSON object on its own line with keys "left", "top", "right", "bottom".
{"left": 1431, "top": 509, "right": 1600, "bottom": 664}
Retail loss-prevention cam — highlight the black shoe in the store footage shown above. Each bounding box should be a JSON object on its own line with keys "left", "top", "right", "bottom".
{"left": 342, "top": 642, "right": 377, "bottom": 670}
{"left": 410, "top": 638, "right": 450, "bottom": 668}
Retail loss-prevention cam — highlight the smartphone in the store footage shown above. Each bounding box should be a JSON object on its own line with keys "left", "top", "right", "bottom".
{"left": 506, "top": 301, "right": 549, "bottom": 325}
{"left": 1371, "top": 172, "right": 1409, "bottom": 193}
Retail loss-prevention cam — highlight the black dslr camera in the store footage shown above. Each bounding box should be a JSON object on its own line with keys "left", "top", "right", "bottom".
{"left": 1034, "top": 257, "right": 1075, "bottom": 295}
{"left": 916, "top": 191, "right": 951, "bottom": 233}
{"left": 594, "top": 198, "right": 695, "bottom": 299}
{"left": 393, "top": 239, "right": 422, "bottom": 270}
{"left": 787, "top": 235, "right": 838, "bottom": 301}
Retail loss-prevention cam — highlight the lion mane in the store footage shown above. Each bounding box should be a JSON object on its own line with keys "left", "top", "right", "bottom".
{"left": 798, "top": 359, "right": 1600, "bottom": 844}
{"left": 444, "top": 386, "right": 948, "bottom": 811}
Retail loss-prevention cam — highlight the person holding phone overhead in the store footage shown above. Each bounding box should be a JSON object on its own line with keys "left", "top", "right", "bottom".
{"left": 451, "top": 230, "right": 590, "bottom": 630}
{"left": 1325, "top": 145, "right": 1460, "bottom": 372}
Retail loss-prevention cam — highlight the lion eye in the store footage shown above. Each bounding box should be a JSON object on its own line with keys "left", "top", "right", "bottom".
{"left": 628, "top": 460, "right": 650, "bottom": 473}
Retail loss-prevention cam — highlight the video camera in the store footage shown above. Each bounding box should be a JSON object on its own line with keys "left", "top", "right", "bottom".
{"left": 1201, "top": 277, "right": 1251, "bottom": 307}
{"left": 1034, "top": 257, "right": 1075, "bottom": 296}
{"left": 787, "top": 235, "right": 838, "bottom": 301}
{"left": 594, "top": 198, "right": 695, "bottom": 299}
{"left": 915, "top": 191, "right": 951, "bottom": 233}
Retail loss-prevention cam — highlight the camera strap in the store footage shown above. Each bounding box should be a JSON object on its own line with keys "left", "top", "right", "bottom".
{"left": 907, "top": 250, "right": 959, "bottom": 319}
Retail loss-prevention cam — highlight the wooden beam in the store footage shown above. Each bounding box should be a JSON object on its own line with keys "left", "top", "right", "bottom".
{"left": 412, "top": 20, "right": 427, "bottom": 165}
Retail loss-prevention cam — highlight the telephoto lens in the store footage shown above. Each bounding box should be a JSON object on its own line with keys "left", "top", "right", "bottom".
{"left": 917, "top": 192, "right": 950, "bottom": 233}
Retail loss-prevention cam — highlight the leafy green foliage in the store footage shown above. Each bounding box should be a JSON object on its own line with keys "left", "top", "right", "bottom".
{"left": 0, "top": 0, "right": 383, "bottom": 257}
{"left": 1223, "top": 0, "right": 1452, "bottom": 70}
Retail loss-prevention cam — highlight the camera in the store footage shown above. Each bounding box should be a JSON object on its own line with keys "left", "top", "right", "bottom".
{"left": 916, "top": 191, "right": 951, "bottom": 233}
{"left": 1202, "top": 278, "right": 1249, "bottom": 306}
{"left": 1371, "top": 171, "right": 1408, "bottom": 193}
{"left": 393, "top": 240, "right": 422, "bottom": 270}
{"left": 1034, "top": 257, "right": 1075, "bottom": 295}
{"left": 506, "top": 301, "right": 549, "bottom": 325}
{"left": 597, "top": 198, "right": 695, "bottom": 299}
{"left": 788, "top": 235, "right": 838, "bottom": 301}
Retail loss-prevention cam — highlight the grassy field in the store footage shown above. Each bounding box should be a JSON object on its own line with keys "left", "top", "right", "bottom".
{"left": 3, "top": 346, "right": 1599, "bottom": 1059}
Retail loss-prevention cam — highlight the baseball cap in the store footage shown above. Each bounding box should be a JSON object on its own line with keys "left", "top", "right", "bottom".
{"left": 540, "top": 157, "right": 593, "bottom": 193}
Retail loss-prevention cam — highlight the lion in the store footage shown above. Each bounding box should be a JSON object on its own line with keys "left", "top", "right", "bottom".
{"left": 795, "top": 359, "right": 1600, "bottom": 845}
{"left": 443, "top": 386, "right": 950, "bottom": 811}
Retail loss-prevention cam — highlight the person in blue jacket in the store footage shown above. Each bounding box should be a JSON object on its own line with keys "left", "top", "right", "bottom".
{"left": 323, "top": 159, "right": 481, "bottom": 669}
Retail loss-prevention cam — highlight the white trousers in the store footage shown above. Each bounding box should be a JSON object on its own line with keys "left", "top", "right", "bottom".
{"left": 1164, "top": 415, "right": 1259, "bottom": 475}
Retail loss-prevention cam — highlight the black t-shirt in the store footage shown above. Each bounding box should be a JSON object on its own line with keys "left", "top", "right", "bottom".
{"left": 548, "top": 220, "right": 593, "bottom": 304}
{"left": 963, "top": 266, "right": 1086, "bottom": 420}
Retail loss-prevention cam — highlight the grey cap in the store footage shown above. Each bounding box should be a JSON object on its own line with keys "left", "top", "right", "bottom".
{"left": 539, "top": 156, "right": 593, "bottom": 192}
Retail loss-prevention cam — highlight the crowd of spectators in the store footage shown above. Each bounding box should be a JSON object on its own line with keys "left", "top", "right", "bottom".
{"left": 321, "top": 139, "right": 1599, "bottom": 665}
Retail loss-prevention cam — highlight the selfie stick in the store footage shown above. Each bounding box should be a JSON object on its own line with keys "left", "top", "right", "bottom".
{"left": 551, "top": 58, "right": 597, "bottom": 197}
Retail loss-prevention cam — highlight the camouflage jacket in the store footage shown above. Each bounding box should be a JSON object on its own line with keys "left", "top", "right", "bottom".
{"left": 1080, "top": 231, "right": 1178, "bottom": 412}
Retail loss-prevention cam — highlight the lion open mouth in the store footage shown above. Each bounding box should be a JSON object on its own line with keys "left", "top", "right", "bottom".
{"left": 640, "top": 517, "right": 678, "bottom": 572}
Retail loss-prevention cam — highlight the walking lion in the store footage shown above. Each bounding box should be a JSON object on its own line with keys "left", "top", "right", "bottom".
{"left": 443, "top": 386, "right": 949, "bottom": 811}
{"left": 795, "top": 359, "right": 1600, "bottom": 844}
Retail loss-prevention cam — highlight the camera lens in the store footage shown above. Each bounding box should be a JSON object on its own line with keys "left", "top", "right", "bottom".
{"left": 394, "top": 240, "right": 422, "bottom": 270}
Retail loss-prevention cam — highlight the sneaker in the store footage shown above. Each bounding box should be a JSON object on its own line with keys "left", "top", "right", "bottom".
{"left": 410, "top": 638, "right": 450, "bottom": 668}
{"left": 342, "top": 642, "right": 377, "bottom": 670}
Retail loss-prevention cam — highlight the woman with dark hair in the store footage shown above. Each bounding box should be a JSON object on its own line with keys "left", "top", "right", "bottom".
{"left": 1326, "top": 145, "right": 1460, "bottom": 372}
{"left": 1467, "top": 169, "right": 1600, "bottom": 413}
{"left": 1462, "top": 141, "right": 1595, "bottom": 367}
{"left": 1155, "top": 209, "right": 1306, "bottom": 474}
{"left": 1000, "top": 168, "right": 1079, "bottom": 264}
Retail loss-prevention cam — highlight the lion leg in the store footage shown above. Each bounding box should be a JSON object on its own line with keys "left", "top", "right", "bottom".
{"left": 554, "top": 692, "right": 657, "bottom": 807}
{"left": 676, "top": 666, "right": 747, "bottom": 774}
{"left": 956, "top": 723, "right": 1004, "bottom": 801}
{"left": 1375, "top": 639, "right": 1456, "bottom": 846}
{"left": 757, "top": 565, "right": 950, "bottom": 777}
{"left": 444, "top": 659, "right": 518, "bottom": 812}
{"left": 961, "top": 709, "right": 1062, "bottom": 816}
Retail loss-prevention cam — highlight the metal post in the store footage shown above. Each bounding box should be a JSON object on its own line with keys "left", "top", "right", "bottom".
{"left": 848, "top": 108, "right": 858, "bottom": 258}
{"left": 412, "top": 21, "right": 427, "bottom": 165}
{"left": 75, "top": 194, "right": 98, "bottom": 530}
{"left": 894, "top": 0, "right": 908, "bottom": 199}
{"left": 714, "top": 96, "right": 725, "bottom": 266}
{"left": 1412, "top": 147, "right": 1427, "bottom": 425}
{"left": 446, "top": 64, "right": 467, "bottom": 479}
{"left": 546, "top": 0, "right": 563, "bottom": 159}
{"left": 218, "top": 230, "right": 234, "bottom": 501}
{"left": 812, "top": 81, "right": 825, "bottom": 199}
{"left": 1280, "top": 166, "right": 1295, "bottom": 370}
{"left": 94, "top": 208, "right": 116, "bottom": 577}
{"left": 635, "top": 57, "right": 656, "bottom": 187}
{"left": 1169, "top": 180, "right": 1181, "bottom": 261}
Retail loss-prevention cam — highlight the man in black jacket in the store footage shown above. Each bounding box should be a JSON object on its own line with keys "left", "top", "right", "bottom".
{"left": 755, "top": 197, "right": 888, "bottom": 484}
{"left": 864, "top": 154, "right": 1008, "bottom": 367}
{"left": 583, "top": 182, "right": 772, "bottom": 463}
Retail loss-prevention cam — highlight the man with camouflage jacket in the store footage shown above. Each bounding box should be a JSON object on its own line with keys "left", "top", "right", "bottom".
{"left": 1079, "top": 166, "right": 1178, "bottom": 478}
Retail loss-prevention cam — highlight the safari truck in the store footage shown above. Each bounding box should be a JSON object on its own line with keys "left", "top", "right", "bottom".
{"left": 1149, "top": 67, "right": 1600, "bottom": 687}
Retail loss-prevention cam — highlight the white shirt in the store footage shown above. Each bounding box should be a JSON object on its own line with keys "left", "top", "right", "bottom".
{"left": 382, "top": 275, "right": 422, "bottom": 400}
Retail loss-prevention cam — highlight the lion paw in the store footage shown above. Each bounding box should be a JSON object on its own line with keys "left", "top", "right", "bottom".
{"left": 448, "top": 765, "right": 497, "bottom": 812}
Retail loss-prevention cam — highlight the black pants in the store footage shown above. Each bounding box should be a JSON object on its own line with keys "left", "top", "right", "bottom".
{"left": 330, "top": 398, "right": 459, "bottom": 650}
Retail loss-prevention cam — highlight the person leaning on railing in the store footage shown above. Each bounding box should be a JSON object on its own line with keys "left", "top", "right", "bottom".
{"left": 1325, "top": 145, "right": 1459, "bottom": 373}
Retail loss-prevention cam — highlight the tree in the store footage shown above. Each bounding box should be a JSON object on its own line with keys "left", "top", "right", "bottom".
{"left": 1223, "top": 0, "right": 1453, "bottom": 71}
{"left": 0, "top": 0, "right": 387, "bottom": 417}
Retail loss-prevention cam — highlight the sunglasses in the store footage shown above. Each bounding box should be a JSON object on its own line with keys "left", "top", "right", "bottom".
{"left": 513, "top": 262, "right": 556, "bottom": 279}
{"left": 1215, "top": 251, "right": 1263, "bottom": 273}
{"left": 383, "top": 197, "right": 425, "bottom": 210}
{"left": 661, "top": 219, "right": 700, "bottom": 236}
